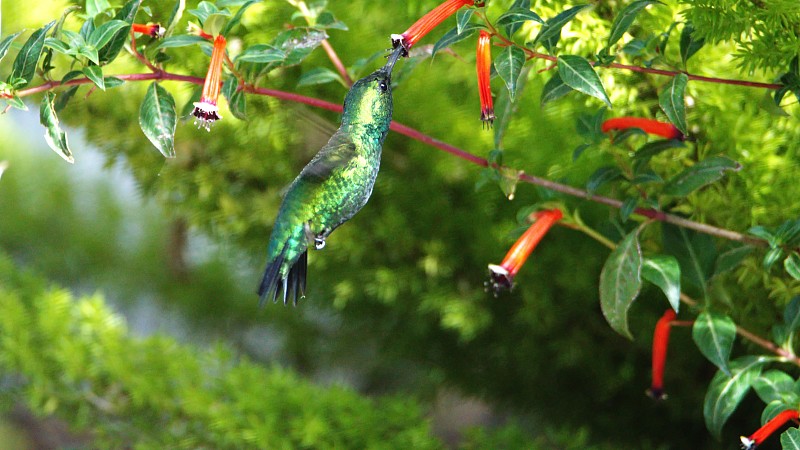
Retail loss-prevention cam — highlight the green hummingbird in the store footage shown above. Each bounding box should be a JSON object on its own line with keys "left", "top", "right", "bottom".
{"left": 258, "top": 47, "right": 404, "bottom": 305}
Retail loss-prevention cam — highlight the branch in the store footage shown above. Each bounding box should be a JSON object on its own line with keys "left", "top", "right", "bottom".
{"left": 320, "top": 40, "right": 353, "bottom": 87}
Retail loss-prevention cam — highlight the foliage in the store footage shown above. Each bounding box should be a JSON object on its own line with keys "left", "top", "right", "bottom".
{"left": 2, "top": 0, "right": 800, "bottom": 448}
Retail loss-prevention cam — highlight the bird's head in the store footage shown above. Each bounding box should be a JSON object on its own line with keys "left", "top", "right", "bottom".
{"left": 341, "top": 47, "right": 403, "bottom": 127}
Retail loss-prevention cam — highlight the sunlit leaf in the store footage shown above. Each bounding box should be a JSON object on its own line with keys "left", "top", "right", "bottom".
{"left": 157, "top": 35, "right": 207, "bottom": 49}
{"left": 494, "top": 46, "right": 526, "bottom": 102}
{"left": 297, "top": 67, "right": 342, "bottom": 87}
{"left": 97, "top": 0, "right": 140, "bottom": 64}
{"left": 782, "top": 427, "right": 800, "bottom": 449}
{"left": 39, "top": 92, "right": 74, "bottom": 163}
{"left": 139, "top": 82, "right": 177, "bottom": 158}
{"left": 222, "top": 0, "right": 260, "bottom": 36}
{"left": 431, "top": 24, "right": 481, "bottom": 58}
{"left": 599, "top": 226, "right": 643, "bottom": 339}
{"left": 456, "top": 8, "right": 475, "bottom": 35}
{"left": 693, "top": 311, "right": 735, "bottom": 375}
{"left": 533, "top": 5, "right": 589, "bottom": 52}
{"left": 663, "top": 224, "right": 716, "bottom": 297}
{"left": 785, "top": 253, "right": 800, "bottom": 280}
{"left": 607, "top": 0, "right": 659, "bottom": 48}
{"left": 10, "top": 21, "right": 55, "bottom": 87}
{"left": 558, "top": 55, "right": 611, "bottom": 107}
{"left": 540, "top": 71, "right": 573, "bottom": 106}
{"left": 85, "top": 0, "right": 112, "bottom": 18}
{"left": 82, "top": 65, "right": 105, "bottom": 90}
{"left": 659, "top": 73, "right": 688, "bottom": 135}
{"left": 87, "top": 20, "right": 128, "bottom": 49}
{"left": 642, "top": 255, "right": 681, "bottom": 312}
{"left": 753, "top": 370, "right": 796, "bottom": 404}
{"left": 663, "top": 156, "right": 741, "bottom": 196}
{"left": 680, "top": 21, "right": 705, "bottom": 67}
{"left": 496, "top": 8, "right": 543, "bottom": 37}
{"left": 0, "top": 31, "right": 23, "bottom": 64}
{"left": 703, "top": 356, "right": 766, "bottom": 438}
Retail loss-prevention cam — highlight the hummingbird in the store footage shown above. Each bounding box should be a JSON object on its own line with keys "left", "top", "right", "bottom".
{"left": 258, "top": 46, "right": 404, "bottom": 306}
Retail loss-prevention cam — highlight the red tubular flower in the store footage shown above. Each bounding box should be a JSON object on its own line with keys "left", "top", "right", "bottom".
{"left": 187, "top": 22, "right": 214, "bottom": 41}
{"left": 132, "top": 23, "right": 165, "bottom": 39}
{"left": 486, "top": 209, "right": 563, "bottom": 295}
{"left": 647, "top": 309, "right": 677, "bottom": 400}
{"left": 740, "top": 409, "right": 800, "bottom": 449}
{"left": 391, "top": 0, "right": 475, "bottom": 56}
{"left": 601, "top": 117, "right": 685, "bottom": 140}
{"left": 476, "top": 30, "right": 494, "bottom": 127}
{"left": 192, "top": 35, "right": 227, "bottom": 131}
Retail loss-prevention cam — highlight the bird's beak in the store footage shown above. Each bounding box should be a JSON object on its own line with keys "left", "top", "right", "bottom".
{"left": 382, "top": 45, "right": 404, "bottom": 74}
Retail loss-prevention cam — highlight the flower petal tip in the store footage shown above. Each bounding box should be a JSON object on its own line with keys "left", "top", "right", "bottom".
{"left": 485, "top": 264, "right": 514, "bottom": 296}
{"left": 192, "top": 102, "right": 222, "bottom": 131}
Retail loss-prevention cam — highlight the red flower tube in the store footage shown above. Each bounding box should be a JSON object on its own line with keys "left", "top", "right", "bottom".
{"left": 740, "top": 409, "right": 800, "bottom": 449}
{"left": 601, "top": 117, "right": 684, "bottom": 140}
{"left": 391, "top": 0, "right": 475, "bottom": 56}
{"left": 486, "top": 209, "right": 563, "bottom": 294}
{"left": 476, "top": 30, "right": 494, "bottom": 127}
{"left": 132, "top": 23, "right": 165, "bottom": 39}
{"left": 646, "top": 309, "right": 677, "bottom": 400}
{"left": 192, "top": 35, "right": 227, "bottom": 131}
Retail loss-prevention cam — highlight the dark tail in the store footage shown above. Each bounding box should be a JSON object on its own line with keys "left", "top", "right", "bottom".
{"left": 257, "top": 245, "right": 307, "bottom": 307}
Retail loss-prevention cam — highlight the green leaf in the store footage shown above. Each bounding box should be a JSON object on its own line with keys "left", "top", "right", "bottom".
{"left": 10, "top": 21, "right": 55, "bottom": 87}
{"left": 82, "top": 65, "right": 105, "bottom": 90}
{"left": 533, "top": 5, "right": 590, "bottom": 53}
{"left": 785, "top": 296, "right": 800, "bottom": 333}
{"left": 222, "top": 0, "right": 260, "bottom": 36}
{"left": 316, "top": 11, "right": 348, "bottom": 31}
{"left": 494, "top": 46, "right": 526, "bottom": 102}
{"left": 97, "top": 0, "right": 140, "bottom": 64}
{"left": 599, "top": 226, "right": 643, "bottom": 339}
{"left": 619, "top": 196, "right": 637, "bottom": 222}
{"left": 87, "top": 20, "right": 128, "bottom": 49}
{"left": 221, "top": 77, "right": 246, "bottom": 120}
{"left": 86, "top": 0, "right": 112, "bottom": 18}
{"left": 496, "top": 8, "right": 543, "bottom": 37}
{"left": 0, "top": 31, "right": 23, "bottom": 63}
{"left": 502, "top": 0, "right": 532, "bottom": 36}
{"left": 431, "top": 24, "right": 481, "bottom": 58}
{"left": 203, "top": 13, "right": 228, "bottom": 37}
{"left": 713, "top": 245, "right": 753, "bottom": 276}
{"left": 693, "top": 311, "right": 736, "bottom": 375}
{"left": 238, "top": 28, "right": 327, "bottom": 77}
{"left": 782, "top": 428, "right": 800, "bottom": 450}
{"left": 77, "top": 45, "right": 100, "bottom": 65}
{"left": 753, "top": 370, "right": 796, "bottom": 404}
{"left": 586, "top": 166, "right": 622, "bottom": 194}
{"left": 39, "top": 92, "right": 74, "bottom": 163}
{"left": 642, "top": 255, "right": 681, "bottom": 312}
{"left": 53, "top": 85, "right": 79, "bottom": 112}
{"left": 679, "top": 21, "right": 705, "bottom": 67}
{"left": 456, "top": 8, "right": 475, "bottom": 35}
{"left": 632, "top": 139, "right": 685, "bottom": 173}
{"left": 659, "top": 73, "right": 688, "bottom": 135}
{"left": 165, "top": 0, "right": 187, "bottom": 37}
{"left": 139, "top": 82, "right": 177, "bottom": 158}
{"left": 297, "top": 67, "right": 342, "bottom": 87}
{"left": 540, "top": 71, "right": 573, "bottom": 106}
{"left": 493, "top": 66, "right": 530, "bottom": 149}
{"left": 663, "top": 224, "right": 716, "bottom": 298}
{"left": 61, "top": 70, "right": 84, "bottom": 83}
{"left": 786, "top": 253, "right": 800, "bottom": 280}
{"left": 762, "top": 400, "right": 794, "bottom": 425}
{"left": 44, "top": 38, "right": 70, "bottom": 54}
{"left": 188, "top": 1, "right": 220, "bottom": 24}
{"left": 608, "top": 0, "right": 658, "bottom": 48}
{"left": 703, "top": 356, "right": 766, "bottom": 439}
{"left": 157, "top": 35, "right": 207, "bottom": 49}
{"left": 558, "top": 55, "right": 611, "bottom": 107}
{"left": 663, "top": 156, "right": 741, "bottom": 196}
{"left": 235, "top": 44, "right": 286, "bottom": 63}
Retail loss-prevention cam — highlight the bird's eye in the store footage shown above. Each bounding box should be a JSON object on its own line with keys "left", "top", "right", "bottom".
{"left": 379, "top": 81, "right": 388, "bottom": 92}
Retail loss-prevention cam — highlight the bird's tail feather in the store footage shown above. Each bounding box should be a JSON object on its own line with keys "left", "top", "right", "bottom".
{"left": 258, "top": 245, "right": 307, "bottom": 306}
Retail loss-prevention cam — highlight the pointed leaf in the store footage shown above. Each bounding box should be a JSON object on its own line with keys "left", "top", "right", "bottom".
{"left": 165, "top": 0, "right": 187, "bottom": 37}
{"left": 0, "top": 31, "right": 23, "bottom": 63}
{"left": 431, "top": 24, "right": 481, "bottom": 58}
{"left": 82, "top": 65, "right": 105, "bottom": 90}
{"left": 86, "top": 0, "right": 112, "bottom": 18}
{"left": 704, "top": 356, "right": 766, "bottom": 438}
{"left": 659, "top": 73, "right": 688, "bottom": 135}
{"left": 713, "top": 245, "right": 753, "bottom": 276}
{"left": 222, "top": 0, "right": 260, "bottom": 36}
{"left": 496, "top": 8, "right": 543, "bottom": 37}
{"left": 534, "top": 5, "right": 590, "bottom": 52}
{"left": 494, "top": 66, "right": 530, "bottom": 149}
{"left": 782, "top": 428, "right": 800, "bottom": 449}
{"left": 785, "top": 296, "right": 800, "bottom": 334}
{"left": 297, "top": 67, "right": 342, "bottom": 87}
{"left": 456, "top": 8, "right": 475, "bottom": 35}
{"left": 693, "top": 311, "right": 736, "bottom": 375}
{"left": 235, "top": 44, "right": 286, "bottom": 63}
{"left": 97, "top": 0, "right": 141, "bottom": 64}
{"left": 558, "top": 55, "right": 611, "bottom": 107}
{"left": 315, "top": 11, "right": 348, "bottom": 31}
{"left": 139, "top": 82, "right": 177, "bottom": 158}
{"left": 586, "top": 166, "right": 622, "bottom": 194}
{"left": 39, "top": 92, "right": 73, "bottom": 163}
{"left": 53, "top": 85, "right": 79, "bottom": 112}
{"left": 157, "top": 35, "right": 207, "bottom": 49}
{"left": 599, "top": 227, "right": 643, "bottom": 339}
{"left": 540, "top": 71, "right": 573, "bottom": 106}
{"left": 663, "top": 156, "right": 741, "bottom": 196}
{"left": 619, "top": 196, "right": 638, "bottom": 222}
{"left": 642, "top": 255, "right": 681, "bottom": 312}
{"left": 753, "top": 370, "right": 796, "bottom": 404}
{"left": 631, "top": 139, "right": 685, "bottom": 173}
{"left": 87, "top": 20, "right": 128, "bottom": 49}
{"left": 44, "top": 38, "right": 70, "bottom": 54}
{"left": 680, "top": 21, "right": 705, "bottom": 67}
{"left": 10, "top": 21, "right": 55, "bottom": 87}
{"left": 786, "top": 254, "right": 800, "bottom": 280}
{"left": 494, "top": 46, "right": 526, "bottom": 102}
{"left": 222, "top": 77, "right": 246, "bottom": 120}
{"left": 607, "top": 1, "right": 658, "bottom": 48}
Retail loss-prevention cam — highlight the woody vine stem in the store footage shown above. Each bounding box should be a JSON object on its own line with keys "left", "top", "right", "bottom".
{"left": 12, "top": 31, "right": 792, "bottom": 364}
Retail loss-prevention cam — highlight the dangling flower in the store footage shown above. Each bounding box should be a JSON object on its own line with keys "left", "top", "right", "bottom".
{"left": 740, "top": 409, "right": 800, "bottom": 449}
{"left": 391, "top": 0, "right": 475, "bottom": 56}
{"left": 192, "top": 35, "right": 227, "bottom": 131}
{"left": 646, "top": 309, "right": 677, "bottom": 400}
{"left": 486, "top": 209, "right": 563, "bottom": 295}
{"left": 131, "top": 23, "right": 165, "bottom": 39}
{"left": 601, "top": 117, "right": 685, "bottom": 140}
{"left": 476, "top": 30, "right": 494, "bottom": 127}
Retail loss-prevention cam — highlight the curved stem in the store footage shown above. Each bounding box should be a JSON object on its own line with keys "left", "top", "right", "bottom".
{"left": 321, "top": 40, "right": 353, "bottom": 87}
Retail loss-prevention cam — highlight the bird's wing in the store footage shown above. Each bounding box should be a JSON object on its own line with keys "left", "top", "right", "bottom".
{"left": 300, "top": 132, "right": 358, "bottom": 183}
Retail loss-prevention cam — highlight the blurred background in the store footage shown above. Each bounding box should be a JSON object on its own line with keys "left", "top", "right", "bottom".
{"left": 2, "top": 0, "right": 799, "bottom": 448}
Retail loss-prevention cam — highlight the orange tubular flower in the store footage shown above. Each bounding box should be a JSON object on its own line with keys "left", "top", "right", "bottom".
{"left": 646, "top": 309, "right": 677, "bottom": 400}
{"left": 192, "top": 35, "right": 227, "bottom": 131}
{"left": 132, "top": 23, "right": 165, "bottom": 39}
{"left": 486, "top": 209, "right": 563, "bottom": 295}
{"left": 601, "top": 117, "right": 684, "bottom": 140}
{"left": 740, "top": 409, "right": 800, "bottom": 449}
{"left": 476, "top": 30, "right": 494, "bottom": 127}
{"left": 391, "top": 0, "right": 475, "bottom": 56}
